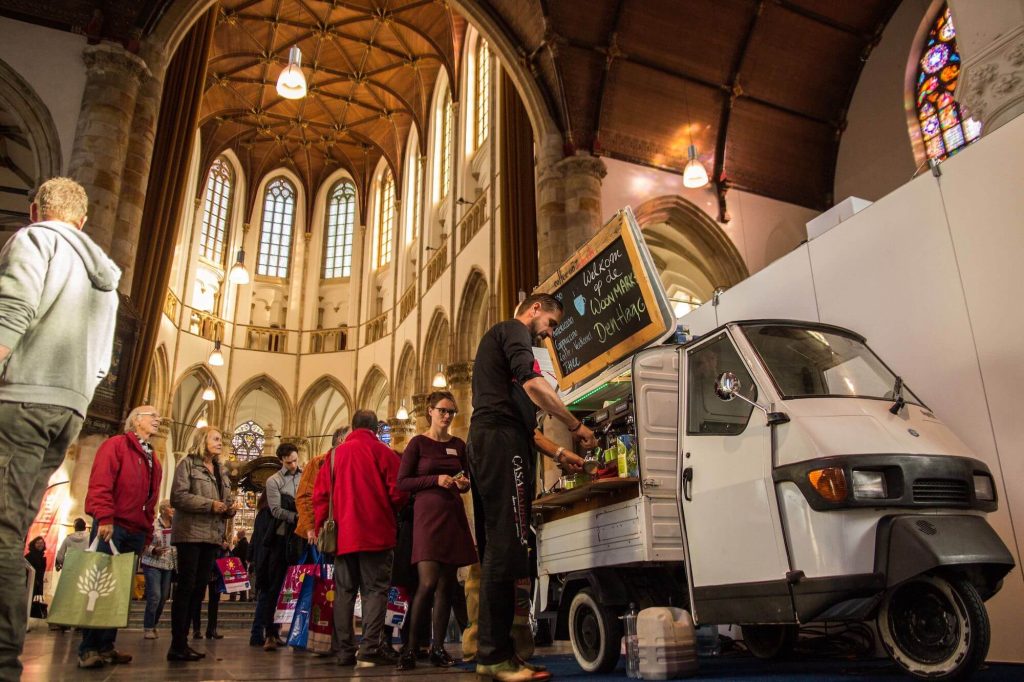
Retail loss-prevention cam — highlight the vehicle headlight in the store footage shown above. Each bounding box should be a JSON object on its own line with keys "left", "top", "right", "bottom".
{"left": 808, "top": 467, "right": 848, "bottom": 503}
{"left": 852, "top": 470, "right": 888, "bottom": 499}
{"left": 973, "top": 474, "right": 995, "bottom": 501}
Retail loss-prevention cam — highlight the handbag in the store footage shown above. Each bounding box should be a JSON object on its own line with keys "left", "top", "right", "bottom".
{"left": 315, "top": 448, "right": 337, "bottom": 555}
{"left": 48, "top": 538, "right": 135, "bottom": 628}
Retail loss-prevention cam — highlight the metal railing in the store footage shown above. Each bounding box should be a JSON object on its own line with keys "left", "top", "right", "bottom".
{"left": 426, "top": 237, "right": 449, "bottom": 290}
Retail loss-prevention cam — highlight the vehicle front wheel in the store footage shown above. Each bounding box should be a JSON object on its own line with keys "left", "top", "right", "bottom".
{"left": 568, "top": 588, "right": 623, "bottom": 673}
{"left": 877, "top": 573, "right": 989, "bottom": 681}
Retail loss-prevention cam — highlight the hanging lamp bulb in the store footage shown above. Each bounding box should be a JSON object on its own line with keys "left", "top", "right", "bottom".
{"left": 208, "top": 340, "right": 225, "bottom": 367}
{"left": 228, "top": 247, "right": 250, "bottom": 285}
{"left": 276, "top": 46, "right": 307, "bottom": 100}
{"left": 682, "top": 144, "right": 709, "bottom": 189}
{"left": 396, "top": 402, "right": 409, "bottom": 420}
{"left": 202, "top": 384, "right": 216, "bottom": 401}
{"left": 195, "top": 414, "right": 209, "bottom": 429}
{"left": 432, "top": 364, "right": 448, "bottom": 388}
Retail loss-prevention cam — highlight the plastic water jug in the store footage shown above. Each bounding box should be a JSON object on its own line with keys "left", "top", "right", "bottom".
{"left": 637, "top": 607, "right": 698, "bottom": 680}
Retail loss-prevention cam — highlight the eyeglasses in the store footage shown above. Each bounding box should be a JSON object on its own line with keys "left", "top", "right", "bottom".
{"left": 137, "top": 412, "right": 162, "bottom": 420}
{"left": 433, "top": 408, "right": 458, "bottom": 417}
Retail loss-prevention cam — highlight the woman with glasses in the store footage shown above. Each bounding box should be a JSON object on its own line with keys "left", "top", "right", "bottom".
{"left": 395, "top": 391, "right": 476, "bottom": 670}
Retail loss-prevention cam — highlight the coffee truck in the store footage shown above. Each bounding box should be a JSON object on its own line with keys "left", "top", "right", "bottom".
{"left": 531, "top": 208, "right": 1015, "bottom": 681}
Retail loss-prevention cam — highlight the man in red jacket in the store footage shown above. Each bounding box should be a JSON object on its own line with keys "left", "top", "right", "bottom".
{"left": 313, "top": 410, "right": 406, "bottom": 668}
{"left": 78, "top": 405, "right": 163, "bottom": 669}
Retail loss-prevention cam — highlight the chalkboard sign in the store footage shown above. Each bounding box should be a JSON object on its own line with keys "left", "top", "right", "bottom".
{"left": 537, "top": 208, "right": 674, "bottom": 390}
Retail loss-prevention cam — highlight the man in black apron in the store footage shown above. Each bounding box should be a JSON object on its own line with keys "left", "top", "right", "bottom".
{"left": 468, "top": 293, "right": 595, "bottom": 681}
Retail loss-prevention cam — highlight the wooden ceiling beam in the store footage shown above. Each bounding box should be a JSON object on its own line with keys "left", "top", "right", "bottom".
{"left": 772, "top": 0, "right": 872, "bottom": 40}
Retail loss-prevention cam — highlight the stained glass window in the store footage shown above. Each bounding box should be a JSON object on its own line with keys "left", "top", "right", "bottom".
{"left": 475, "top": 40, "right": 490, "bottom": 149}
{"left": 323, "top": 181, "right": 355, "bottom": 278}
{"left": 231, "top": 419, "right": 265, "bottom": 461}
{"left": 377, "top": 421, "right": 392, "bottom": 446}
{"left": 199, "top": 158, "right": 233, "bottom": 266}
{"left": 257, "top": 178, "right": 295, "bottom": 278}
{"left": 376, "top": 169, "right": 395, "bottom": 269}
{"left": 915, "top": 5, "right": 981, "bottom": 162}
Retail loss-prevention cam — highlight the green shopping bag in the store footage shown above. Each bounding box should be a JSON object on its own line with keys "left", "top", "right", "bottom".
{"left": 47, "top": 538, "right": 134, "bottom": 628}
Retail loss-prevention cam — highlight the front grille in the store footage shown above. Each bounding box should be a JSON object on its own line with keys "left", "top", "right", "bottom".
{"left": 913, "top": 478, "right": 970, "bottom": 506}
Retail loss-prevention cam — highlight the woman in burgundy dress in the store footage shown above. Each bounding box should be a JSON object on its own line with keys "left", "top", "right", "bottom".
{"left": 396, "top": 390, "right": 477, "bottom": 669}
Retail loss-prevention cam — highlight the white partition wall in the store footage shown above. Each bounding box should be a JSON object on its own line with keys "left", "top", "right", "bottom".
{"left": 679, "top": 114, "right": 1024, "bottom": 662}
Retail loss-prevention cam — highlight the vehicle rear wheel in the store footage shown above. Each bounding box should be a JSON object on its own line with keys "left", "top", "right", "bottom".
{"left": 877, "top": 573, "right": 989, "bottom": 681}
{"left": 568, "top": 588, "right": 622, "bottom": 673}
{"left": 741, "top": 624, "right": 798, "bottom": 659}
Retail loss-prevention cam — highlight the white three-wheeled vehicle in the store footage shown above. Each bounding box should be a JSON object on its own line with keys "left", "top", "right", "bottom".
{"left": 535, "top": 319, "right": 1015, "bottom": 681}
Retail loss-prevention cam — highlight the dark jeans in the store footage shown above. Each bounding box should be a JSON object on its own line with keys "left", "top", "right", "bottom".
{"left": 191, "top": 581, "right": 220, "bottom": 635}
{"left": 170, "top": 542, "right": 218, "bottom": 653}
{"left": 142, "top": 566, "right": 172, "bottom": 629}
{"left": 249, "top": 585, "right": 279, "bottom": 644}
{"left": 333, "top": 550, "right": 393, "bottom": 659}
{"left": 468, "top": 423, "right": 533, "bottom": 665}
{"left": 78, "top": 524, "right": 147, "bottom": 656}
{"left": 0, "top": 401, "right": 82, "bottom": 682}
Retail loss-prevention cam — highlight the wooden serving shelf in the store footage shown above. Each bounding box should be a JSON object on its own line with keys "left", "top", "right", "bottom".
{"left": 533, "top": 477, "right": 640, "bottom": 521}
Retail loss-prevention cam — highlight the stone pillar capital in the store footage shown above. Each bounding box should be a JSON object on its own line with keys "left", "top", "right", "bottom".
{"left": 412, "top": 392, "right": 430, "bottom": 416}
{"left": 553, "top": 151, "right": 608, "bottom": 182}
{"left": 447, "top": 362, "right": 474, "bottom": 387}
{"left": 83, "top": 43, "right": 151, "bottom": 82}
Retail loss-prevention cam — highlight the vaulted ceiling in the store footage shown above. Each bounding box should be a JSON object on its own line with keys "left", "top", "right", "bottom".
{"left": 0, "top": 0, "right": 905, "bottom": 213}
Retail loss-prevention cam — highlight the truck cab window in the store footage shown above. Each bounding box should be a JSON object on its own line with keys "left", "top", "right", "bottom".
{"left": 687, "top": 335, "right": 757, "bottom": 436}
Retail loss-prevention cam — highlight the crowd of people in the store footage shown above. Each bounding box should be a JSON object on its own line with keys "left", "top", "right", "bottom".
{"left": 0, "top": 176, "right": 594, "bottom": 682}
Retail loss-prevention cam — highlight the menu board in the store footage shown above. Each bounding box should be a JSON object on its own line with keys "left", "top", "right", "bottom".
{"left": 537, "top": 208, "right": 674, "bottom": 390}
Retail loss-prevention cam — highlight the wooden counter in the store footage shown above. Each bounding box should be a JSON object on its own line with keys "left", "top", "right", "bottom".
{"left": 533, "top": 477, "right": 640, "bottom": 521}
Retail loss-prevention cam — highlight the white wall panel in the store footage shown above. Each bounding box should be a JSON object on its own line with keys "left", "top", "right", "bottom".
{"left": 714, "top": 244, "right": 819, "bottom": 325}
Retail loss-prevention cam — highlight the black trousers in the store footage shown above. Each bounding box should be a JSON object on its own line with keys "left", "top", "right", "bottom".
{"left": 468, "top": 422, "right": 533, "bottom": 665}
{"left": 171, "top": 542, "right": 219, "bottom": 652}
{"left": 191, "top": 580, "right": 221, "bottom": 635}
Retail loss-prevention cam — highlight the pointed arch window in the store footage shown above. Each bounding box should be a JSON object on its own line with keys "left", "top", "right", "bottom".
{"left": 407, "top": 153, "right": 423, "bottom": 245}
{"left": 230, "top": 419, "right": 265, "bottom": 461}
{"left": 376, "top": 169, "right": 395, "bottom": 269}
{"left": 475, "top": 40, "right": 491, "bottom": 149}
{"left": 324, "top": 181, "right": 356, "bottom": 278}
{"left": 199, "top": 157, "right": 233, "bottom": 266}
{"left": 914, "top": 5, "right": 981, "bottom": 162}
{"left": 257, "top": 177, "right": 295, "bottom": 278}
{"left": 441, "top": 91, "right": 453, "bottom": 197}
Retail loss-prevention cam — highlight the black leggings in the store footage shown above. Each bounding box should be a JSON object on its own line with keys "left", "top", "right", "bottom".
{"left": 406, "top": 561, "right": 457, "bottom": 651}
{"left": 171, "top": 542, "right": 219, "bottom": 652}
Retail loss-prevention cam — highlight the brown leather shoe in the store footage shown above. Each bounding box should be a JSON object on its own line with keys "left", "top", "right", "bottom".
{"left": 264, "top": 638, "right": 278, "bottom": 652}
{"left": 99, "top": 648, "right": 132, "bottom": 665}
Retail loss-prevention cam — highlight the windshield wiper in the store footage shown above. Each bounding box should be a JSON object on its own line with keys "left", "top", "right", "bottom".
{"left": 889, "top": 376, "right": 906, "bottom": 415}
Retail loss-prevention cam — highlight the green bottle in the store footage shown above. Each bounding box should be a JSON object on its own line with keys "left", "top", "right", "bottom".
{"left": 616, "top": 438, "right": 628, "bottom": 478}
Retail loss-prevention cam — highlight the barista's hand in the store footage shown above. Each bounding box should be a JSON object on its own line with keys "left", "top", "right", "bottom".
{"left": 574, "top": 424, "right": 597, "bottom": 449}
{"left": 98, "top": 524, "right": 114, "bottom": 542}
{"left": 558, "top": 451, "right": 585, "bottom": 474}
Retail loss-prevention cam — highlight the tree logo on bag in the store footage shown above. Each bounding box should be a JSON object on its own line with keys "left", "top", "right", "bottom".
{"left": 77, "top": 565, "right": 116, "bottom": 611}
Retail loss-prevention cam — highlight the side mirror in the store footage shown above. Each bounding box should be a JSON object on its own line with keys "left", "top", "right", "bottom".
{"left": 715, "top": 372, "right": 740, "bottom": 400}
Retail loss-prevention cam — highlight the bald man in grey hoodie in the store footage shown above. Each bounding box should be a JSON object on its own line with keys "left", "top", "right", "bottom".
{"left": 0, "top": 177, "right": 121, "bottom": 681}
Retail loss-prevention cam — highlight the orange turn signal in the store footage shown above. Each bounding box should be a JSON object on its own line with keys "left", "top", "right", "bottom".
{"left": 808, "top": 467, "right": 848, "bottom": 503}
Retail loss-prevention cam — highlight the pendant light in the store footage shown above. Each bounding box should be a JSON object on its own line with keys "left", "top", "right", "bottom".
{"left": 432, "top": 364, "right": 448, "bottom": 388}
{"left": 396, "top": 402, "right": 409, "bottom": 420}
{"left": 276, "top": 46, "right": 307, "bottom": 100}
{"left": 228, "top": 247, "right": 250, "bottom": 285}
{"left": 195, "top": 413, "right": 209, "bottom": 429}
{"left": 201, "top": 384, "right": 216, "bottom": 401}
{"left": 681, "top": 83, "right": 709, "bottom": 189}
{"left": 208, "top": 340, "right": 225, "bottom": 367}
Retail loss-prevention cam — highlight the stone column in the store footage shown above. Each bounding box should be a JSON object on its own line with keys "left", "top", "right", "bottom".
{"left": 67, "top": 44, "right": 151, "bottom": 253}
{"left": 387, "top": 418, "right": 416, "bottom": 453}
{"left": 447, "top": 362, "right": 474, "bottom": 441}
{"left": 150, "top": 420, "right": 174, "bottom": 500}
{"left": 412, "top": 393, "right": 430, "bottom": 436}
{"left": 535, "top": 149, "right": 607, "bottom": 279}
{"left": 949, "top": 0, "right": 1024, "bottom": 134}
{"left": 111, "top": 69, "right": 163, "bottom": 292}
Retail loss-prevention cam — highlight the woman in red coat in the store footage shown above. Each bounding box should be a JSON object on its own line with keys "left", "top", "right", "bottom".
{"left": 396, "top": 391, "right": 476, "bottom": 669}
